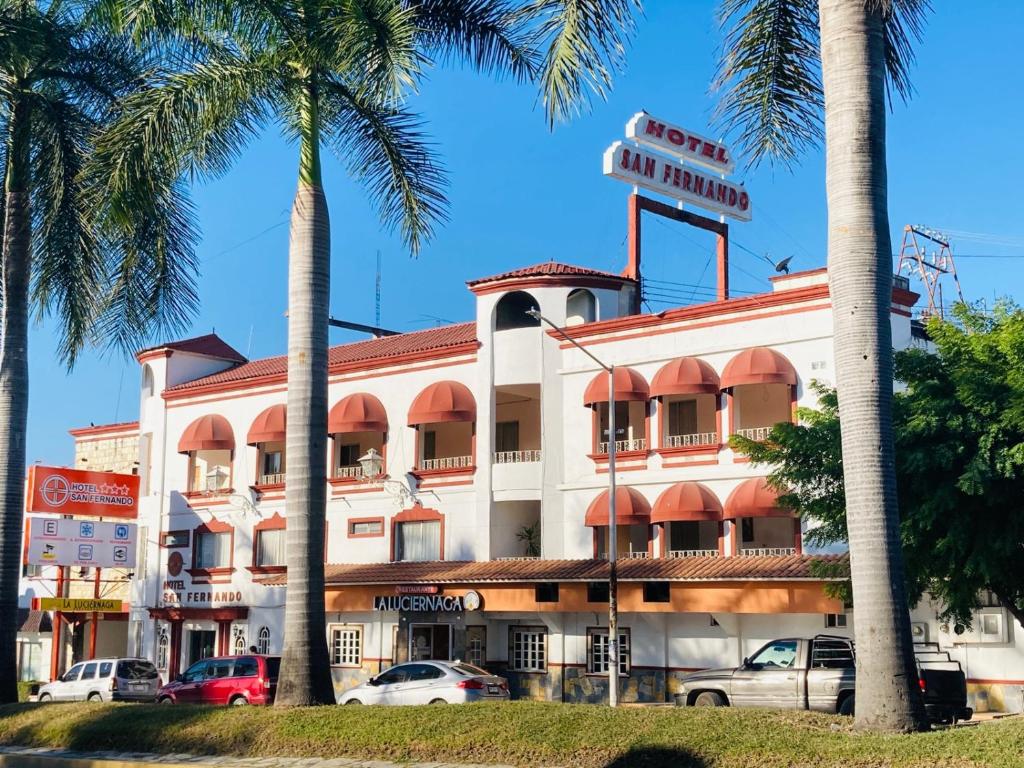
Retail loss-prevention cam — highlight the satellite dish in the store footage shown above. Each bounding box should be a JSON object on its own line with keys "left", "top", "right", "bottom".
{"left": 774, "top": 256, "right": 794, "bottom": 274}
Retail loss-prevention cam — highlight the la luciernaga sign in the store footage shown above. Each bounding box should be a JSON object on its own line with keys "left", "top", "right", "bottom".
{"left": 373, "top": 590, "right": 481, "bottom": 612}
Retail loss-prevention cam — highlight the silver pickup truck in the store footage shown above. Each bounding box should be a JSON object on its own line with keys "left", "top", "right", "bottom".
{"left": 678, "top": 635, "right": 972, "bottom": 723}
{"left": 678, "top": 635, "right": 857, "bottom": 714}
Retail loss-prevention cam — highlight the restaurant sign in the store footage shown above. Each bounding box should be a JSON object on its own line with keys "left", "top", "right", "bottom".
{"left": 374, "top": 590, "right": 481, "bottom": 612}
{"left": 37, "top": 597, "right": 126, "bottom": 613}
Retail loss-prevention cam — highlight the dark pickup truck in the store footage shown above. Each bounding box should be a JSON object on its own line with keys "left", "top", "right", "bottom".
{"left": 677, "top": 634, "right": 972, "bottom": 724}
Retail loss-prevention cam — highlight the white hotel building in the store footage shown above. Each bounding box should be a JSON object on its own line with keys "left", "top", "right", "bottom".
{"left": 119, "top": 258, "right": 1023, "bottom": 712}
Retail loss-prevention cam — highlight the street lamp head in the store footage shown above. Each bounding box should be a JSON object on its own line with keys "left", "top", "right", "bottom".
{"left": 525, "top": 308, "right": 541, "bottom": 320}
{"left": 358, "top": 448, "right": 385, "bottom": 479}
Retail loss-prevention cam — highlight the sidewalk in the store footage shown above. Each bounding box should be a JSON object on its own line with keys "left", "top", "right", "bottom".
{"left": 0, "top": 747, "right": 519, "bottom": 768}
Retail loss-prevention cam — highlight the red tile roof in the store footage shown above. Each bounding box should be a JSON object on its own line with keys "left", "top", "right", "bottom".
{"left": 258, "top": 554, "right": 848, "bottom": 587}
{"left": 137, "top": 333, "right": 247, "bottom": 364}
{"left": 466, "top": 262, "right": 632, "bottom": 287}
{"left": 165, "top": 322, "right": 478, "bottom": 395}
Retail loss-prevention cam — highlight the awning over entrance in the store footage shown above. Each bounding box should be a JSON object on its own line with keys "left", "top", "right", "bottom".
{"left": 247, "top": 404, "right": 286, "bottom": 445}
{"left": 650, "top": 357, "right": 720, "bottom": 397}
{"left": 583, "top": 367, "right": 649, "bottom": 406}
{"left": 148, "top": 607, "right": 249, "bottom": 621}
{"left": 724, "top": 477, "right": 795, "bottom": 519}
{"left": 585, "top": 486, "right": 651, "bottom": 527}
{"left": 651, "top": 482, "right": 723, "bottom": 523}
{"left": 408, "top": 381, "right": 476, "bottom": 425}
{"left": 177, "top": 414, "right": 235, "bottom": 453}
{"left": 720, "top": 347, "right": 797, "bottom": 388}
{"left": 329, "top": 392, "right": 388, "bottom": 433}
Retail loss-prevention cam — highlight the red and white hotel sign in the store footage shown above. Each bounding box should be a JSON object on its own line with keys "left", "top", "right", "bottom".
{"left": 626, "top": 111, "right": 735, "bottom": 174}
{"left": 603, "top": 141, "right": 752, "bottom": 222}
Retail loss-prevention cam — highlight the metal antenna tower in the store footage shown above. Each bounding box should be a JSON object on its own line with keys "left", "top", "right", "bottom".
{"left": 896, "top": 225, "right": 965, "bottom": 317}
{"left": 375, "top": 250, "right": 382, "bottom": 328}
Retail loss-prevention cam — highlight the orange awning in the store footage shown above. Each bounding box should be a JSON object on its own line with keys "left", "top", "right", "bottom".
{"left": 329, "top": 393, "right": 388, "bottom": 433}
{"left": 583, "top": 367, "right": 650, "bottom": 406}
{"left": 650, "top": 357, "right": 720, "bottom": 397}
{"left": 178, "top": 414, "right": 234, "bottom": 453}
{"left": 724, "top": 477, "right": 795, "bottom": 519}
{"left": 408, "top": 381, "right": 476, "bottom": 425}
{"left": 720, "top": 347, "right": 797, "bottom": 389}
{"left": 585, "top": 486, "right": 651, "bottom": 527}
{"left": 651, "top": 482, "right": 723, "bottom": 524}
{"left": 247, "top": 404, "right": 286, "bottom": 445}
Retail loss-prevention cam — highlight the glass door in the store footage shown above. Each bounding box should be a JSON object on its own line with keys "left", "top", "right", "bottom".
{"left": 188, "top": 630, "right": 216, "bottom": 665}
{"left": 409, "top": 624, "right": 452, "bottom": 661}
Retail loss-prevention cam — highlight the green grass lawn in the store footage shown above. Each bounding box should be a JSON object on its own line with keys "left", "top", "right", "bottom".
{"left": 0, "top": 701, "right": 1020, "bottom": 767}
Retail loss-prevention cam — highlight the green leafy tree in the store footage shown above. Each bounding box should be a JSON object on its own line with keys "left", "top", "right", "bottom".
{"left": 99, "top": 0, "right": 641, "bottom": 706}
{"left": 734, "top": 303, "right": 1024, "bottom": 632}
{"left": 714, "top": 0, "right": 931, "bottom": 731}
{"left": 0, "top": 1, "right": 198, "bottom": 704}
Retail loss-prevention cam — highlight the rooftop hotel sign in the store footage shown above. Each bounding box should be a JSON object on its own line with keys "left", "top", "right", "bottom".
{"left": 604, "top": 112, "right": 751, "bottom": 222}
{"left": 26, "top": 465, "right": 139, "bottom": 519}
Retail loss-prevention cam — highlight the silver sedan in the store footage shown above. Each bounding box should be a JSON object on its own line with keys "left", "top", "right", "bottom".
{"left": 338, "top": 661, "right": 510, "bottom": 705}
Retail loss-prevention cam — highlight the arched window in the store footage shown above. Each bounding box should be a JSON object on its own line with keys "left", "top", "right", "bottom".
{"left": 257, "top": 626, "right": 271, "bottom": 655}
{"left": 566, "top": 289, "right": 596, "bottom": 326}
{"left": 494, "top": 291, "right": 540, "bottom": 330}
{"left": 156, "top": 628, "right": 169, "bottom": 670}
{"left": 233, "top": 630, "right": 246, "bottom": 655}
{"left": 141, "top": 364, "right": 155, "bottom": 399}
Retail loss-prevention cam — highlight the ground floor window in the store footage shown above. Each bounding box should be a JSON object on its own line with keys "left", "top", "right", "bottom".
{"left": 256, "top": 626, "right": 271, "bottom": 655}
{"left": 156, "top": 627, "right": 169, "bottom": 671}
{"left": 509, "top": 627, "right": 547, "bottom": 673}
{"left": 587, "top": 628, "right": 630, "bottom": 676}
{"left": 329, "top": 625, "right": 363, "bottom": 667}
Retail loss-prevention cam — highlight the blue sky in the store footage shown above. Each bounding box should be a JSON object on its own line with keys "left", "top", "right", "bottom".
{"left": 29, "top": 1, "right": 1024, "bottom": 465}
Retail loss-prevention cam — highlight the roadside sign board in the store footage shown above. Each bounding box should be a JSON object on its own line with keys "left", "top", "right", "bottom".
{"left": 26, "top": 517, "right": 137, "bottom": 568}
{"left": 603, "top": 141, "right": 752, "bottom": 221}
{"left": 26, "top": 465, "right": 139, "bottom": 519}
{"left": 36, "top": 597, "right": 126, "bottom": 613}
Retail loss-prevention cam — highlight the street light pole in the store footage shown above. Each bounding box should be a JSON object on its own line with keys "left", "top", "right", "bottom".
{"left": 527, "top": 309, "right": 619, "bottom": 707}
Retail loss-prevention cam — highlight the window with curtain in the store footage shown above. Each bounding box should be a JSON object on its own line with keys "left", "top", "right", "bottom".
{"left": 495, "top": 421, "right": 520, "bottom": 452}
{"left": 395, "top": 520, "right": 440, "bottom": 562}
{"left": 336, "top": 443, "right": 360, "bottom": 467}
{"left": 256, "top": 529, "right": 285, "bottom": 567}
{"left": 196, "top": 531, "right": 231, "bottom": 568}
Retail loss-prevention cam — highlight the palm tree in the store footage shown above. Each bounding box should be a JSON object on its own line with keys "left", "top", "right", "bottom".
{"left": 714, "top": 0, "right": 930, "bottom": 731}
{"left": 101, "top": 0, "right": 641, "bottom": 706}
{"left": 0, "top": 1, "right": 198, "bottom": 703}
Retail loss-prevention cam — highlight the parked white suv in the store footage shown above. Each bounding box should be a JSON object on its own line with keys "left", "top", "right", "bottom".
{"left": 37, "top": 658, "right": 161, "bottom": 703}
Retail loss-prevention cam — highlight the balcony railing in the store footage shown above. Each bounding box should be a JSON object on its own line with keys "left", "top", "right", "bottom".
{"left": 597, "top": 438, "right": 647, "bottom": 454}
{"left": 625, "top": 551, "right": 650, "bottom": 559}
{"left": 734, "top": 426, "right": 773, "bottom": 441}
{"left": 496, "top": 555, "right": 541, "bottom": 561}
{"left": 333, "top": 465, "right": 363, "bottom": 479}
{"left": 663, "top": 432, "right": 718, "bottom": 449}
{"left": 257, "top": 472, "right": 285, "bottom": 486}
{"left": 667, "top": 549, "right": 721, "bottom": 559}
{"left": 420, "top": 455, "right": 473, "bottom": 471}
{"left": 494, "top": 449, "right": 542, "bottom": 464}
{"left": 738, "top": 547, "right": 797, "bottom": 557}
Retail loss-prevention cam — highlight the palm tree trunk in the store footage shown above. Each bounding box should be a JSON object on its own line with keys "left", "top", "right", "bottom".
{"left": 0, "top": 97, "right": 32, "bottom": 703}
{"left": 275, "top": 77, "right": 334, "bottom": 706}
{"left": 818, "top": 0, "right": 928, "bottom": 732}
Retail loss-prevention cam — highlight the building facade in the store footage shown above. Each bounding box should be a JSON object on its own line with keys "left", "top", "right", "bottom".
{"left": 116, "top": 262, "right": 1022, "bottom": 712}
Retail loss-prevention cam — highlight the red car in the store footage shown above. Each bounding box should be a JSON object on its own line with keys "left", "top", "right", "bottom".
{"left": 156, "top": 655, "right": 280, "bottom": 705}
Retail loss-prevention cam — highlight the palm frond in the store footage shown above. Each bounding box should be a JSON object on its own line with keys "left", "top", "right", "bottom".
{"left": 713, "top": 0, "right": 822, "bottom": 169}
{"left": 519, "top": 0, "right": 641, "bottom": 127}
{"left": 319, "top": 75, "right": 449, "bottom": 255}
{"left": 410, "top": 0, "right": 539, "bottom": 84}
{"left": 321, "top": 0, "right": 425, "bottom": 104}
{"left": 28, "top": 94, "right": 105, "bottom": 366}
{"left": 870, "top": 0, "right": 930, "bottom": 105}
